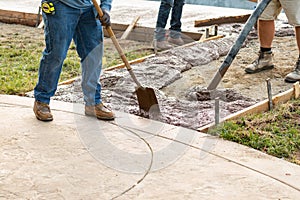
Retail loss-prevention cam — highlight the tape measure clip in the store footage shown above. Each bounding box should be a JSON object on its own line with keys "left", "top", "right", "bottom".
{"left": 42, "top": 1, "right": 55, "bottom": 15}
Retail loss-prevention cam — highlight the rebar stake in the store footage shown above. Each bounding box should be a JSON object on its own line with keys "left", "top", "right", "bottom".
{"left": 266, "top": 78, "right": 273, "bottom": 110}
{"left": 215, "top": 97, "right": 220, "bottom": 125}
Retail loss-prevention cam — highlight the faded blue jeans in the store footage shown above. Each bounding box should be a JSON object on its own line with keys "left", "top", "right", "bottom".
{"left": 34, "top": 0, "right": 104, "bottom": 106}
{"left": 155, "top": 0, "right": 185, "bottom": 41}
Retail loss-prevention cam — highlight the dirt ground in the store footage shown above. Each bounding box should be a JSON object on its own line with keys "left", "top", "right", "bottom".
{"left": 1, "top": 21, "right": 298, "bottom": 130}
{"left": 164, "top": 35, "right": 298, "bottom": 101}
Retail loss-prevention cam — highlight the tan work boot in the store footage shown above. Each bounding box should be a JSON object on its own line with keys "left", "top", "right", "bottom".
{"left": 155, "top": 40, "right": 172, "bottom": 50}
{"left": 285, "top": 60, "right": 300, "bottom": 83}
{"left": 245, "top": 51, "right": 274, "bottom": 74}
{"left": 168, "top": 37, "right": 184, "bottom": 46}
{"left": 85, "top": 103, "right": 115, "bottom": 120}
{"left": 33, "top": 101, "right": 53, "bottom": 121}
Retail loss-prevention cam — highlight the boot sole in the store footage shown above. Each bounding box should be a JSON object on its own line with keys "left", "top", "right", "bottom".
{"left": 245, "top": 65, "right": 274, "bottom": 74}
{"left": 85, "top": 111, "right": 115, "bottom": 121}
{"left": 284, "top": 77, "right": 300, "bottom": 83}
{"left": 96, "top": 116, "right": 115, "bottom": 121}
{"left": 35, "top": 115, "right": 53, "bottom": 122}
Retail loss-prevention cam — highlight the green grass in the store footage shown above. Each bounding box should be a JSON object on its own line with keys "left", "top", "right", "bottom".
{"left": 209, "top": 99, "right": 300, "bottom": 164}
{"left": 0, "top": 37, "right": 81, "bottom": 95}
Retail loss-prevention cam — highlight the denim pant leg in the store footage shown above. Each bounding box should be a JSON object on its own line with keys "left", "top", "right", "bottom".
{"left": 155, "top": 0, "right": 173, "bottom": 41}
{"left": 73, "top": 7, "right": 103, "bottom": 106}
{"left": 34, "top": 1, "right": 79, "bottom": 104}
{"left": 170, "top": 0, "right": 185, "bottom": 39}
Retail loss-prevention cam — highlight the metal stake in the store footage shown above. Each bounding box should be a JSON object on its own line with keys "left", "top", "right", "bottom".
{"left": 266, "top": 78, "right": 273, "bottom": 110}
{"left": 214, "top": 25, "right": 218, "bottom": 36}
{"left": 215, "top": 97, "right": 220, "bottom": 125}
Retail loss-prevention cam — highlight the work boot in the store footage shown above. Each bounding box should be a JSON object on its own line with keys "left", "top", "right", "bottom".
{"left": 85, "top": 103, "right": 115, "bottom": 120}
{"left": 155, "top": 40, "right": 172, "bottom": 50}
{"left": 284, "top": 60, "right": 300, "bottom": 83}
{"left": 245, "top": 51, "right": 274, "bottom": 74}
{"left": 33, "top": 101, "right": 53, "bottom": 121}
{"left": 168, "top": 37, "right": 185, "bottom": 46}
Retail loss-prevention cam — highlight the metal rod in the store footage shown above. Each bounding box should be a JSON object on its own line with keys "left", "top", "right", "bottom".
{"left": 215, "top": 97, "right": 220, "bottom": 125}
{"left": 266, "top": 78, "right": 273, "bottom": 110}
{"left": 205, "top": 28, "right": 209, "bottom": 39}
{"left": 214, "top": 25, "right": 218, "bottom": 36}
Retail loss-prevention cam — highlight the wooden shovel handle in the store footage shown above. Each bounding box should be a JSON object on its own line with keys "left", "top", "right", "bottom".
{"left": 91, "top": 0, "right": 142, "bottom": 88}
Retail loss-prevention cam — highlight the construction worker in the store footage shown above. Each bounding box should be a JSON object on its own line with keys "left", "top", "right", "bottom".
{"left": 245, "top": 0, "right": 300, "bottom": 83}
{"left": 33, "top": 0, "right": 115, "bottom": 121}
{"left": 154, "top": 0, "right": 185, "bottom": 50}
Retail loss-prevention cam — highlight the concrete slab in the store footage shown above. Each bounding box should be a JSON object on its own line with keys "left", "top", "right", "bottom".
{"left": 1, "top": 94, "right": 300, "bottom": 199}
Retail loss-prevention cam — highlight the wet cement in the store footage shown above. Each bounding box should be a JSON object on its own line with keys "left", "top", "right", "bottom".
{"left": 25, "top": 23, "right": 295, "bottom": 130}
{"left": 26, "top": 36, "right": 255, "bottom": 130}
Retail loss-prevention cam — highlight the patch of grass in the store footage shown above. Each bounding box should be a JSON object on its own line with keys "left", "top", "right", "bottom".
{"left": 209, "top": 99, "right": 300, "bottom": 164}
{"left": 0, "top": 39, "right": 80, "bottom": 95}
{"left": 103, "top": 48, "right": 152, "bottom": 67}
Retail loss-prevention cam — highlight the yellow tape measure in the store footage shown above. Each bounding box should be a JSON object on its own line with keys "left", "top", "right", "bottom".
{"left": 42, "top": 1, "right": 55, "bottom": 15}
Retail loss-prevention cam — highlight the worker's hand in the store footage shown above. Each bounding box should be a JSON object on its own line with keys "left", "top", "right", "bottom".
{"left": 99, "top": 9, "right": 111, "bottom": 27}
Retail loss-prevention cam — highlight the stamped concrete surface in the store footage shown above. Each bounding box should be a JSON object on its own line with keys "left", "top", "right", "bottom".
{"left": 1, "top": 94, "right": 300, "bottom": 199}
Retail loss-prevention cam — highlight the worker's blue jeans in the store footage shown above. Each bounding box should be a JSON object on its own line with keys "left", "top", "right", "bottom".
{"left": 155, "top": 0, "right": 185, "bottom": 41}
{"left": 34, "top": 1, "right": 103, "bottom": 106}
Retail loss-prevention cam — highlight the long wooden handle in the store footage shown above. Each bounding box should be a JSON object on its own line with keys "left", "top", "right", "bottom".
{"left": 91, "top": 0, "right": 142, "bottom": 88}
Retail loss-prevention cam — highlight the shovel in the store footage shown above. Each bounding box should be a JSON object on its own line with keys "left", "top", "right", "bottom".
{"left": 207, "top": 0, "right": 272, "bottom": 90}
{"left": 92, "top": 0, "right": 160, "bottom": 113}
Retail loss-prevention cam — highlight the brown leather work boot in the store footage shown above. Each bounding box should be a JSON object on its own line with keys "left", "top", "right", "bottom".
{"left": 85, "top": 103, "right": 115, "bottom": 120}
{"left": 33, "top": 101, "right": 53, "bottom": 121}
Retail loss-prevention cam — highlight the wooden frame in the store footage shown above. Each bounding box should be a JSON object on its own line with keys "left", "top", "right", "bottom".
{"left": 198, "top": 82, "right": 300, "bottom": 133}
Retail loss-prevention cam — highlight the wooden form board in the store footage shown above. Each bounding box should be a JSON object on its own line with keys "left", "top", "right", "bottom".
{"left": 194, "top": 14, "right": 251, "bottom": 27}
{"left": 0, "top": 9, "right": 41, "bottom": 27}
{"left": 106, "top": 23, "right": 202, "bottom": 43}
{"left": 120, "top": 16, "right": 140, "bottom": 40}
{"left": 104, "top": 34, "right": 223, "bottom": 71}
{"left": 0, "top": 9, "right": 202, "bottom": 43}
{"left": 198, "top": 82, "right": 300, "bottom": 133}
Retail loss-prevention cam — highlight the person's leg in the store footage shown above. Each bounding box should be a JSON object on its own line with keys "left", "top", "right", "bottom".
{"left": 296, "top": 26, "right": 300, "bottom": 55}
{"left": 74, "top": 7, "right": 114, "bottom": 120}
{"left": 34, "top": 1, "right": 79, "bottom": 104}
{"left": 73, "top": 7, "right": 103, "bottom": 106}
{"left": 33, "top": 1, "right": 79, "bottom": 121}
{"left": 258, "top": 20, "right": 275, "bottom": 48}
{"left": 284, "top": 26, "right": 300, "bottom": 82}
{"left": 245, "top": 0, "right": 281, "bottom": 74}
{"left": 280, "top": 0, "right": 300, "bottom": 82}
{"left": 169, "top": 0, "right": 184, "bottom": 39}
{"left": 155, "top": 0, "right": 173, "bottom": 41}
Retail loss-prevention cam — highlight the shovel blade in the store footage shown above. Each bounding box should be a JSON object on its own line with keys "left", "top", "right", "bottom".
{"left": 136, "top": 87, "right": 160, "bottom": 113}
